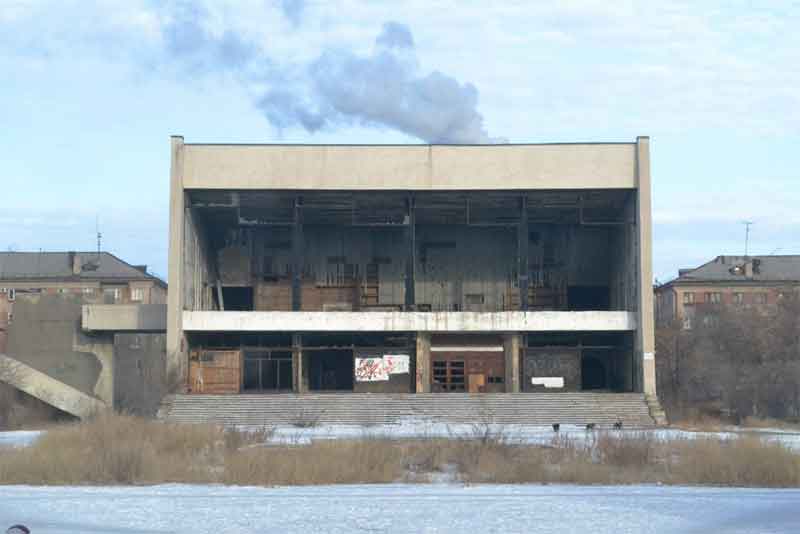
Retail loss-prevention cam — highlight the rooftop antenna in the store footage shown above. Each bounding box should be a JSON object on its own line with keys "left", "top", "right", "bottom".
{"left": 95, "top": 215, "right": 102, "bottom": 259}
{"left": 741, "top": 220, "right": 754, "bottom": 258}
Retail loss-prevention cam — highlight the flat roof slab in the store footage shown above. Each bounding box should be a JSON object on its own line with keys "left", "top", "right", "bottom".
{"left": 181, "top": 144, "right": 637, "bottom": 191}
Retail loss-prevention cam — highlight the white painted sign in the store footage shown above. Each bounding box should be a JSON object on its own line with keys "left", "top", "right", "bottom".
{"left": 355, "top": 358, "right": 389, "bottom": 382}
{"left": 383, "top": 354, "right": 410, "bottom": 374}
{"left": 531, "top": 377, "right": 564, "bottom": 388}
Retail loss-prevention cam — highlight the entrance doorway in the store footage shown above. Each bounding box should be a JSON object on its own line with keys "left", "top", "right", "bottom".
{"left": 309, "top": 350, "right": 354, "bottom": 391}
{"left": 242, "top": 350, "right": 293, "bottom": 391}
{"left": 581, "top": 355, "right": 607, "bottom": 390}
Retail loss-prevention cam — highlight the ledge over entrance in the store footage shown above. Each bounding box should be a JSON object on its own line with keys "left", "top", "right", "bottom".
{"left": 182, "top": 311, "right": 636, "bottom": 333}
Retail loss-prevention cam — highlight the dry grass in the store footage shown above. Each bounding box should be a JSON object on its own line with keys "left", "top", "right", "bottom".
{"left": 2, "top": 413, "right": 800, "bottom": 487}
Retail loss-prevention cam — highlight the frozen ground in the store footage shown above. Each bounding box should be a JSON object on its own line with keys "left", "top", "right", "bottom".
{"left": 3, "top": 423, "right": 800, "bottom": 449}
{"left": 260, "top": 421, "right": 800, "bottom": 450}
{"left": 0, "top": 483, "right": 798, "bottom": 533}
{"left": 0, "top": 431, "right": 42, "bottom": 448}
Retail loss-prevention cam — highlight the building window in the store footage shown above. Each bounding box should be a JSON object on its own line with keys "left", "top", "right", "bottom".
{"left": 7, "top": 312, "right": 12, "bottom": 323}
{"left": 131, "top": 288, "right": 144, "bottom": 302}
{"left": 755, "top": 293, "right": 768, "bottom": 305}
{"left": 103, "top": 288, "right": 121, "bottom": 303}
{"left": 683, "top": 292, "right": 694, "bottom": 304}
{"left": 733, "top": 292, "right": 743, "bottom": 305}
{"left": 83, "top": 287, "right": 95, "bottom": 294}
{"left": 711, "top": 292, "right": 722, "bottom": 304}
{"left": 8, "top": 288, "right": 15, "bottom": 302}
{"left": 682, "top": 316, "right": 692, "bottom": 330}
{"left": 432, "top": 360, "right": 466, "bottom": 391}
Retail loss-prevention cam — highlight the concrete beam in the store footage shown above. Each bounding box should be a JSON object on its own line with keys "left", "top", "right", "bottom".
{"left": 183, "top": 311, "right": 636, "bottom": 333}
{"left": 82, "top": 304, "right": 167, "bottom": 332}
{"left": 0, "top": 354, "right": 107, "bottom": 419}
{"left": 181, "top": 143, "right": 637, "bottom": 191}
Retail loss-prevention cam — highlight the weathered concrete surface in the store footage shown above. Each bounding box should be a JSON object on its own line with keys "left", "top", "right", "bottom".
{"left": 113, "top": 333, "right": 166, "bottom": 416}
{"left": 0, "top": 354, "right": 106, "bottom": 418}
{"left": 180, "top": 143, "right": 637, "bottom": 190}
{"left": 183, "top": 311, "right": 637, "bottom": 333}
{"left": 82, "top": 304, "right": 167, "bottom": 332}
{"left": 7, "top": 294, "right": 110, "bottom": 400}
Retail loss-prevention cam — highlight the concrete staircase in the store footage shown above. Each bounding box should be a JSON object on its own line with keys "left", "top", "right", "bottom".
{"left": 0, "top": 354, "right": 107, "bottom": 419}
{"left": 158, "top": 392, "right": 656, "bottom": 428}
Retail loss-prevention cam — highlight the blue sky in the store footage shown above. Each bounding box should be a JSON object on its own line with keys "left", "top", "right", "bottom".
{"left": 1, "top": 1, "right": 798, "bottom": 282}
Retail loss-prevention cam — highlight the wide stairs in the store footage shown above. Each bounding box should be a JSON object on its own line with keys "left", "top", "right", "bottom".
{"left": 158, "top": 392, "right": 657, "bottom": 427}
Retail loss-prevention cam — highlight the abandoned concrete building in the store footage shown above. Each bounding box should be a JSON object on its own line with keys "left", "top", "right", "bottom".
{"left": 0, "top": 252, "right": 168, "bottom": 420}
{"left": 161, "top": 136, "right": 664, "bottom": 426}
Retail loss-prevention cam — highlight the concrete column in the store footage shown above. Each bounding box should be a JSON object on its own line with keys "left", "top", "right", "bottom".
{"left": 636, "top": 136, "right": 657, "bottom": 396}
{"left": 415, "top": 332, "right": 431, "bottom": 393}
{"left": 518, "top": 195, "right": 529, "bottom": 311}
{"left": 503, "top": 334, "right": 521, "bottom": 393}
{"left": 404, "top": 195, "right": 416, "bottom": 309}
{"left": 166, "top": 135, "right": 187, "bottom": 390}
{"left": 292, "top": 334, "right": 306, "bottom": 393}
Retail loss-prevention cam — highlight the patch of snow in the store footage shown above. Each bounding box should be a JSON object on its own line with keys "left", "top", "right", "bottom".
{"left": 0, "top": 431, "right": 42, "bottom": 449}
{"left": 0, "top": 484, "right": 798, "bottom": 533}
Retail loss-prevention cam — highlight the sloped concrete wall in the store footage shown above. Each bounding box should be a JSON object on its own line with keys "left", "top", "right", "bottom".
{"left": 6, "top": 293, "right": 113, "bottom": 404}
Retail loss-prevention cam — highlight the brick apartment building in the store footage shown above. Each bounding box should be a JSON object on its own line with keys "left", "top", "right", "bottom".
{"left": 654, "top": 255, "right": 800, "bottom": 329}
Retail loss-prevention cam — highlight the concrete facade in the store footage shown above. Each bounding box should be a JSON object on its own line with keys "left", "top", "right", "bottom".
{"left": 168, "top": 137, "right": 657, "bottom": 399}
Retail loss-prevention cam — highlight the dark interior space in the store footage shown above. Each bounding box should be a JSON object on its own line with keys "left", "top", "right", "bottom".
{"left": 309, "top": 349, "right": 354, "bottom": 391}
{"left": 581, "top": 355, "right": 607, "bottom": 390}
{"left": 568, "top": 286, "right": 610, "bottom": 310}
{"left": 221, "top": 287, "right": 254, "bottom": 310}
{"left": 242, "top": 350, "right": 292, "bottom": 391}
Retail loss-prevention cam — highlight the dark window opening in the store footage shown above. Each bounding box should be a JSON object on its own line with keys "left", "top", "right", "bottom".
{"left": 221, "top": 287, "right": 254, "bottom": 311}
{"left": 567, "top": 286, "right": 610, "bottom": 311}
{"left": 309, "top": 350, "right": 354, "bottom": 391}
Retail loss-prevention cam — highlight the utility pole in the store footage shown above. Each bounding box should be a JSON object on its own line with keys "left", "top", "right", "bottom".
{"left": 741, "top": 220, "right": 754, "bottom": 257}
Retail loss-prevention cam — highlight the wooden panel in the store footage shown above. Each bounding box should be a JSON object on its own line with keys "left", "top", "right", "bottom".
{"left": 188, "top": 350, "right": 241, "bottom": 394}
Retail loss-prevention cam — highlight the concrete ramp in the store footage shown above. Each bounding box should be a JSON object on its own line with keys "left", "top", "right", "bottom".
{"left": 0, "top": 354, "right": 107, "bottom": 419}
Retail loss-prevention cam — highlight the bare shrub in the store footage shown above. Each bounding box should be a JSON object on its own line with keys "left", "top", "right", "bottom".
{"left": 669, "top": 436, "right": 800, "bottom": 487}
{"left": 2, "top": 412, "right": 799, "bottom": 487}
{"left": 287, "top": 407, "right": 323, "bottom": 428}
{"left": 595, "top": 431, "right": 656, "bottom": 468}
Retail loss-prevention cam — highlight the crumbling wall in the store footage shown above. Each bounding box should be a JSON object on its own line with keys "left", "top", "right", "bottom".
{"left": 183, "top": 207, "right": 214, "bottom": 311}
{"left": 415, "top": 225, "right": 515, "bottom": 312}
{"left": 5, "top": 293, "right": 112, "bottom": 403}
{"left": 522, "top": 348, "right": 581, "bottom": 392}
{"left": 114, "top": 333, "right": 166, "bottom": 416}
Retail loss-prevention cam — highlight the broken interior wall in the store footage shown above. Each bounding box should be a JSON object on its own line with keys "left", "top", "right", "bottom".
{"left": 183, "top": 207, "right": 215, "bottom": 311}
{"left": 608, "top": 194, "right": 638, "bottom": 312}
{"left": 5, "top": 293, "right": 114, "bottom": 404}
{"left": 353, "top": 348, "right": 415, "bottom": 393}
{"left": 416, "top": 226, "right": 515, "bottom": 312}
{"left": 522, "top": 348, "right": 581, "bottom": 392}
{"left": 113, "top": 333, "right": 166, "bottom": 416}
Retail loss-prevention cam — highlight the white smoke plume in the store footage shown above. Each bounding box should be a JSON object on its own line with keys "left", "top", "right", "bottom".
{"left": 257, "top": 22, "right": 503, "bottom": 143}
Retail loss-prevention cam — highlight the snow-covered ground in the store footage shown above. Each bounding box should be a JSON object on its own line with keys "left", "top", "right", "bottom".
{"left": 3, "top": 423, "right": 800, "bottom": 450}
{"left": 0, "top": 483, "right": 798, "bottom": 533}
{"left": 260, "top": 421, "right": 800, "bottom": 450}
{"left": 0, "top": 431, "right": 42, "bottom": 448}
